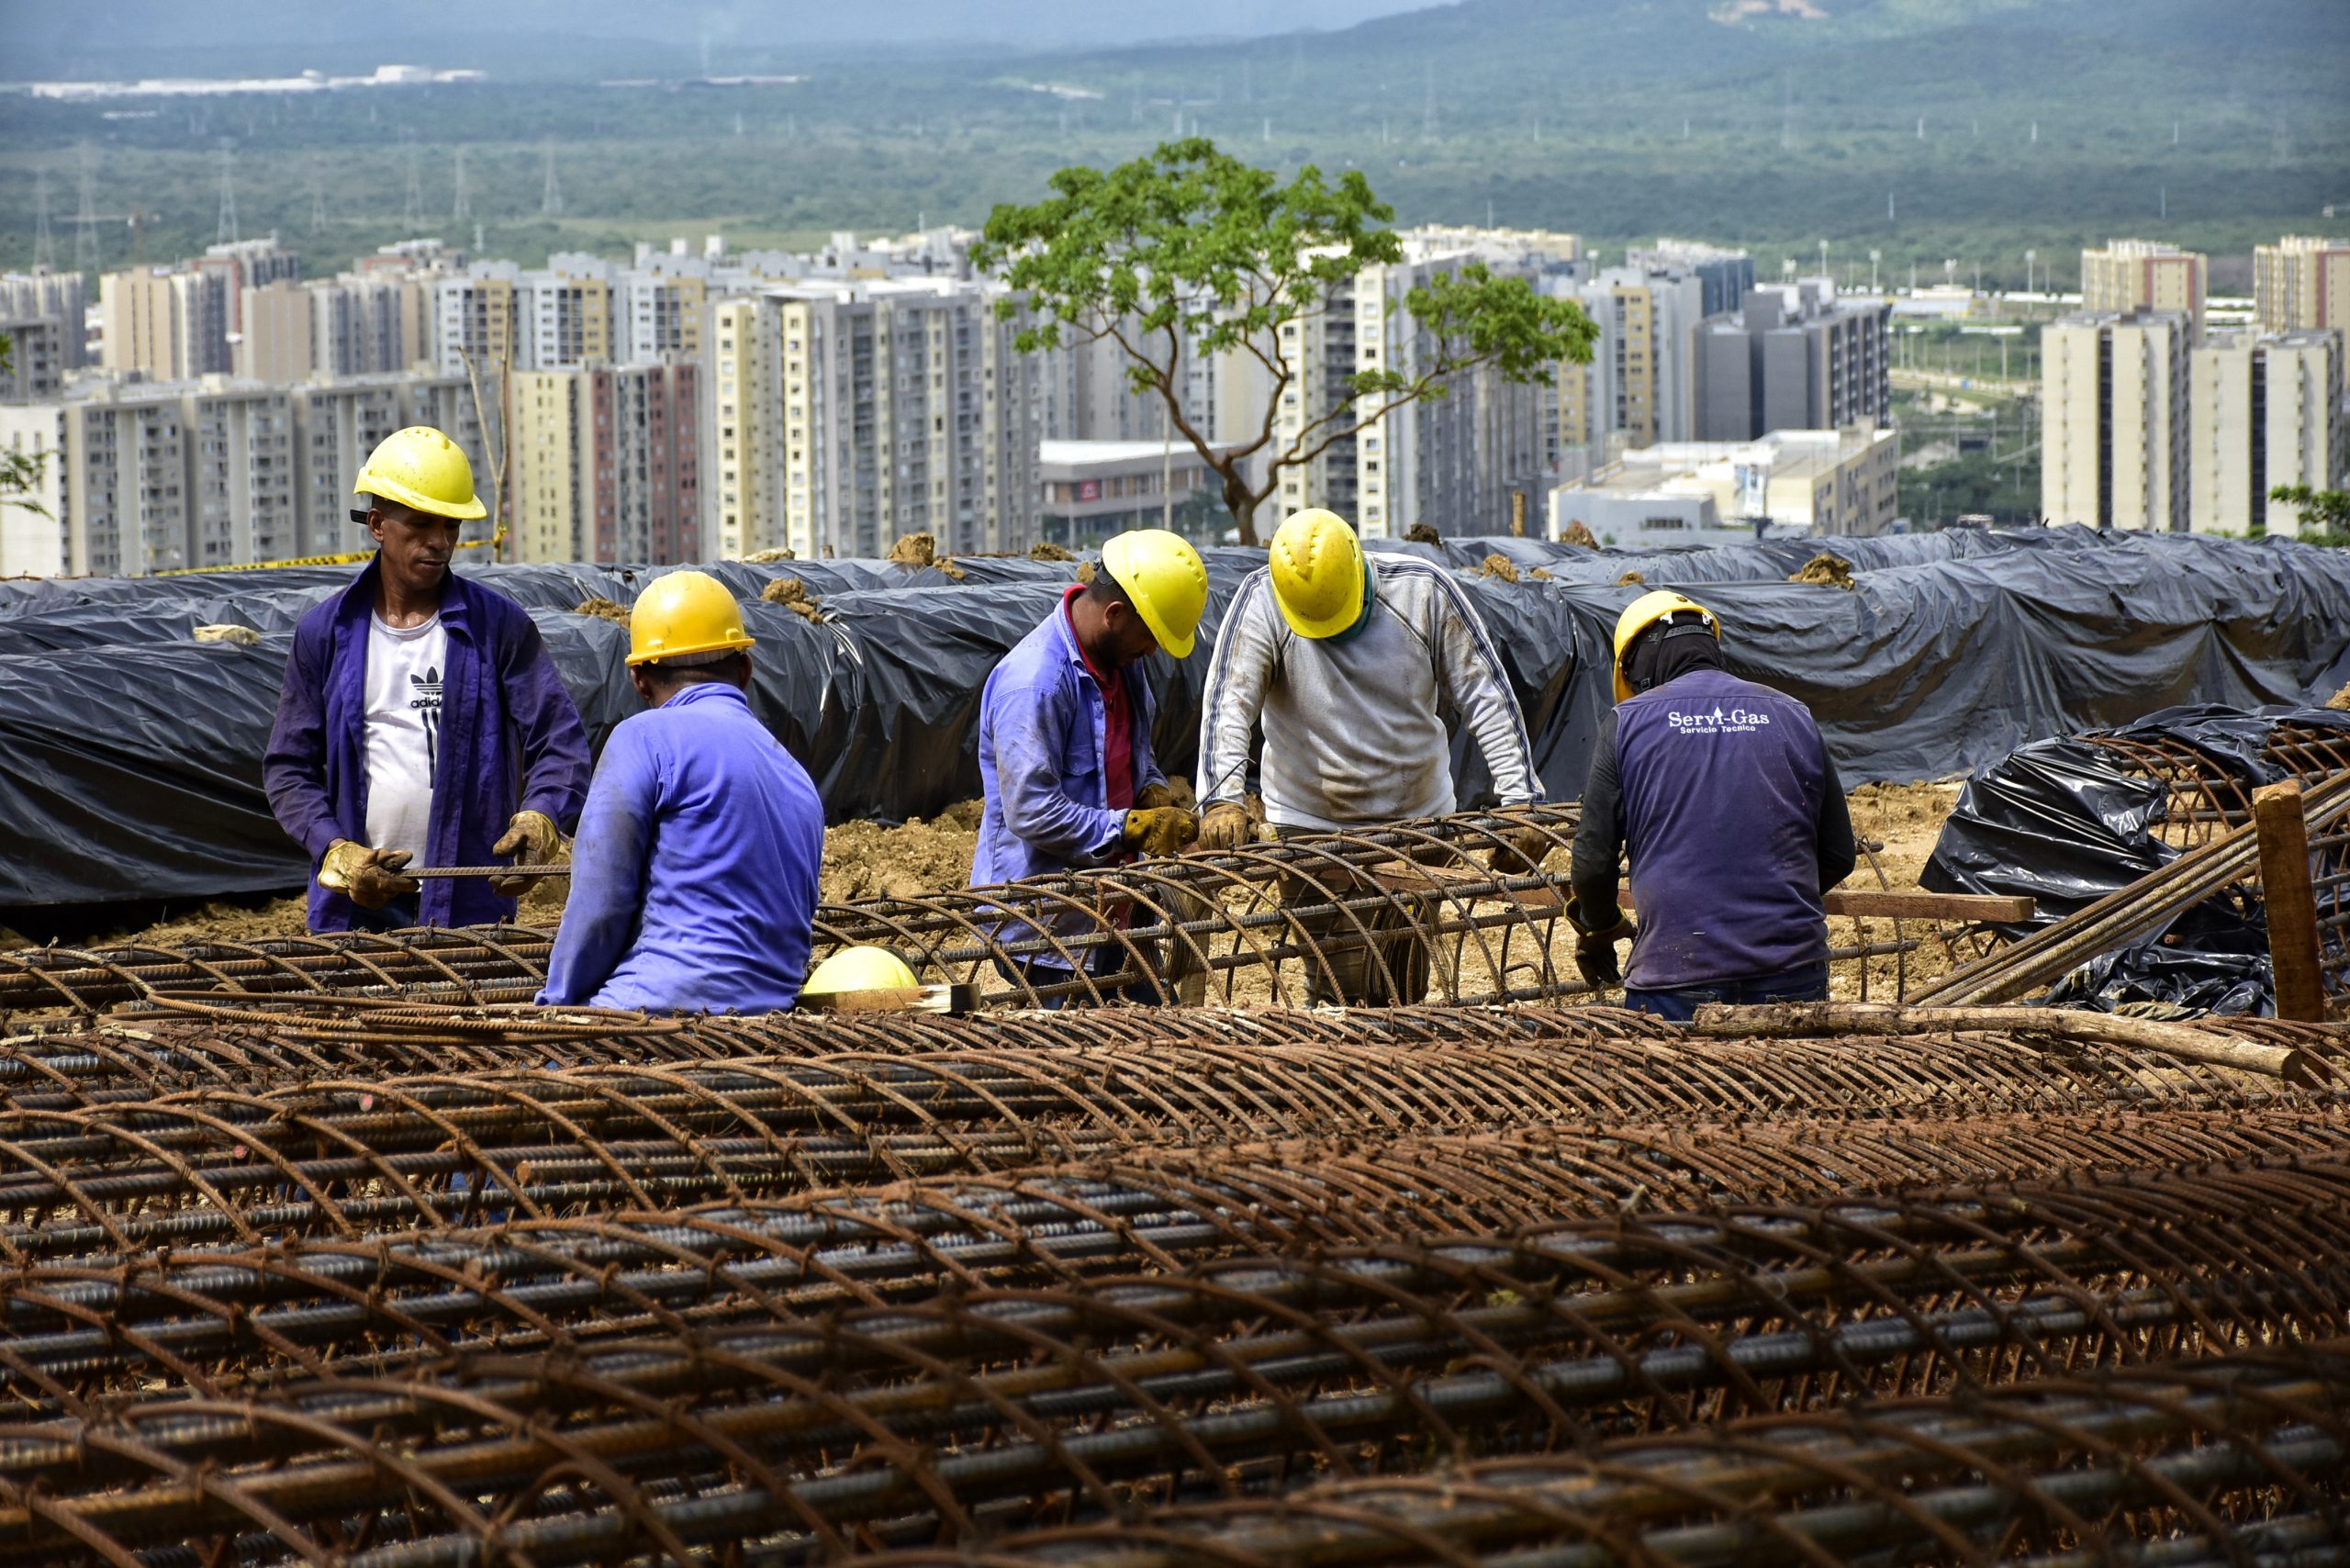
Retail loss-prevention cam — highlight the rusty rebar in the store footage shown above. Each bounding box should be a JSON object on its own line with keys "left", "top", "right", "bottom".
{"left": 6, "top": 1159, "right": 2349, "bottom": 1565}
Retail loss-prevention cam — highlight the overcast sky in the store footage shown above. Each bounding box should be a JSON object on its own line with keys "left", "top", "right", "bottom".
{"left": 42, "top": 0, "right": 1439, "bottom": 54}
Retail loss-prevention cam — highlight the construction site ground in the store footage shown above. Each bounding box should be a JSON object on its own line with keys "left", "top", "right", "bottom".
{"left": 73, "top": 782, "right": 1964, "bottom": 1002}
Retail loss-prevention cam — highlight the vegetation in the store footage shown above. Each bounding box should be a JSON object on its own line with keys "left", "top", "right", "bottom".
{"left": 2271, "top": 485, "right": 2350, "bottom": 543}
{"left": 0, "top": 0, "right": 2340, "bottom": 282}
{"left": 1905, "top": 451, "right": 2041, "bottom": 527}
{"left": 972, "top": 138, "right": 1594, "bottom": 544}
{"left": 0, "top": 335, "right": 48, "bottom": 521}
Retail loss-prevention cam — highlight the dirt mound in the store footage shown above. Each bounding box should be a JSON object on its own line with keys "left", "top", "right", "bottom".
{"left": 1028, "top": 541, "right": 1077, "bottom": 561}
{"left": 573, "top": 597, "right": 633, "bottom": 622}
{"left": 1404, "top": 523, "right": 1442, "bottom": 544}
{"left": 1829, "top": 778, "right": 1965, "bottom": 1002}
{"left": 820, "top": 807, "right": 980, "bottom": 903}
{"left": 888, "top": 532, "right": 967, "bottom": 579}
{"left": 115, "top": 896, "right": 315, "bottom": 948}
{"left": 1560, "top": 521, "right": 1599, "bottom": 548}
{"left": 191, "top": 623, "right": 261, "bottom": 646}
{"left": 743, "top": 546, "right": 796, "bottom": 564}
{"left": 2328, "top": 680, "right": 2350, "bottom": 712}
{"left": 761, "top": 576, "right": 822, "bottom": 621}
{"left": 1790, "top": 553, "right": 1858, "bottom": 589}
{"left": 1477, "top": 554, "right": 1520, "bottom": 583}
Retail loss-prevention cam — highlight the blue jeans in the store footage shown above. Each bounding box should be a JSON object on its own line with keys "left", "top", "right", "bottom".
{"left": 1624, "top": 961, "right": 1830, "bottom": 1023}
{"left": 341, "top": 896, "right": 422, "bottom": 934}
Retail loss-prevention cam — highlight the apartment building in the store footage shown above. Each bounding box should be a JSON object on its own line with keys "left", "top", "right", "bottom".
{"left": 1627, "top": 239, "right": 1754, "bottom": 318}
{"left": 194, "top": 235, "right": 300, "bottom": 334}
{"left": 509, "top": 361, "right": 699, "bottom": 563}
{"left": 1555, "top": 263, "right": 1708, "bottom": 455}
{"left": 2255, "top": 236, "right": 2350, "bottom": 335}
{"left": 1693, "top": 281, "right": 1891, "bottom": 442}
{"left": 2081, "top": 240, "right": 2207, "bottom": 339}
{"left": 177, "top": 379, "right": 301, "bottom": 567}
{"left": 432, "top": 266, "right": 520, "bottom": 376}
{"left": 288, "top": 375, "right": 409, "bottom": 557}
{"left": 2188, "top": 329, "right": 2344, "bottom": 537}
{"left": 0, "top": 273, "right": 89, "bottom": 369}
{"left": 706, "top": 278, "right": 1038, "bottom": 558}
{"left": 0, "top": 317, "right": 70, "bottom": 401}
{"left": 2041, "top": 309, "right": 2192, "bottom": 532}
{"left": 236, "top": 279, "right": 316, "bottom": 383}
{"left": 100, "top": 267, "right": 231, "bottom": 381}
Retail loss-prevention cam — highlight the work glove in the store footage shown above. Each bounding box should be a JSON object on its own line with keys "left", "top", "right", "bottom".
{"left": 1196, "top": 801, "right": 1256, "bottom": 853}
{"left": 1135, "top": 778, "right": 1192, "bottom": 813}
{"left": 1121, "top": 805, "right": 1199, "bottom": 858}
{"left": 1568, "top": 901, "right": 1636, "bottom": 991}
{"left": 318, "top": 839, "right": 420, "bottom": 911}
{"left": 489, "top": 810, "right": 565, "bottom": 899}
{"left": 1488, "top": 823, "right": 1558, "bottom": 878}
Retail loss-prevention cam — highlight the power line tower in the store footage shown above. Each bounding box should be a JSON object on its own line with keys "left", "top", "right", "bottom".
{"left": 72, "top": 144, "right": 101, "bottom": 275}
{"left": 308, "top": 152, "right": 327, "bottom": 233}
{"left": 452, "top": 147, "right": 471, "bottom": 220}
{"left": 216, "top": 141, "right": 239, "bottom": 245}
{"left": 541, "top": 140, "right": 563, "bottom": 218}
{"left": 402, "top": 133, "right": 424, "bottom": 229}
{"left": 32, "top": 168, "right": 57, "bottom": 273}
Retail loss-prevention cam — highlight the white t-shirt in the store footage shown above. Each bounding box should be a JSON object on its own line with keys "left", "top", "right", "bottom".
{"left": 364, "top": 610, "right": 449, "bottom": 861}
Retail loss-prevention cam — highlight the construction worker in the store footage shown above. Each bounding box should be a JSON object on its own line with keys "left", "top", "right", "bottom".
{"left": 540, "top": 572, "right": 825, "bottom": 1012}
{"left": 264, "top": 427, "right": 589, "bottom": 933}
{"left": 972, "top": 528, "right": 1209, "bottom": 1004}
{"left": 1197, "top": 509, "right": 1550, "bottom": 1005}
{"left": 1569, "top": 590, "right": 1857, "bottom": 1019}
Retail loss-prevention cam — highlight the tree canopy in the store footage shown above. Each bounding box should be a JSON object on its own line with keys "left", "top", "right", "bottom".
{"left": 971, "top": 138, "right": 1595, "bottom": 545}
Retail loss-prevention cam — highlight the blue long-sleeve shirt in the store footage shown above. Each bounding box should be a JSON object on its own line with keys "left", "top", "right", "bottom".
{"left": 972, "top": 598, "right": 1166, "bottom": 887}
{"left": 538, "top": 680, "right": 824, "bottom": 1013}
{"left": 263, "top": 558, "right": 590, "bottom": 931}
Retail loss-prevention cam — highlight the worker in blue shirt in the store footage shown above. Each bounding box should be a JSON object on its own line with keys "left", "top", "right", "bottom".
{"left": 539, "top": 571, "right": 824, "bottom": 1014}
{"left": 972, "top": 529, "right": 1210, "bottom": 1002}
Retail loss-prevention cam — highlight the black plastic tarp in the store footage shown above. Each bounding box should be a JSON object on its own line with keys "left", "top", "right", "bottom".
{"left": 9, "top": 528, "right": 2350, "bottom": 909}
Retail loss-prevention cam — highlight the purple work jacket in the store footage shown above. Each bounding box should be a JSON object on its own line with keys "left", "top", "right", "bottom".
{"left": 262, "top": 558, "right": 591, "bottom": 931}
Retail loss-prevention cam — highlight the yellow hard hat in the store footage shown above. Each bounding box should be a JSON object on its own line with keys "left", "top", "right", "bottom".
{"left": 628, "top": 570, "right": 755, "bottom": 667}
{"left": 802, "top": 945, "right": 919, "bottom": 996}
{"left": 1099, "top": 528, "right": 1209, "bottom": 658}
{"left": 1268, "top": 509, "right": 1366, "bottom": 639}
{"left": 352, "top": 426, "right": 487, "bottom": 521}
{"left": 1612, "top": 589, "right": 1718, "bottom": 703}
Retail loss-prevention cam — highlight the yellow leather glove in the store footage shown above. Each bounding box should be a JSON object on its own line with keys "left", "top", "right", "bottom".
{"left": 1196, "top": 801, "right": 1255, "bottom": 852}
{"left": 489, "top": 810, "right": 565, "bottom": 898}
{"left": 1135, "top": 779, "right": 1188, "bottom": 812}
{"left": 319, "top": 839, "right": 420, "bottom": 911}
{"left": 1121, "top": 805, "right": 1199, "bottom": 858}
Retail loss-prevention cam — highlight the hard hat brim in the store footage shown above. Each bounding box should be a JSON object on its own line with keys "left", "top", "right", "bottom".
{"left": 354, "top": 473, "right": 488, "bottom": 521}
{"left": 624, "top": 632, "right": 755, "bottom": 668}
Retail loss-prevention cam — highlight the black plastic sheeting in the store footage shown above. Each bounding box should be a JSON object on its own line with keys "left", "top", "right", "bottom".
{"left": 1922, "top": 704, "right": 2350, "bottom": 1015}
{"left": 8, "top": 527, "right": 2350, "bottom": 909}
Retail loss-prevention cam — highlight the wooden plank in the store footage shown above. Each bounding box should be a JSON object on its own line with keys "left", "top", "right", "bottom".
{"left": 1360, "top": 859, "right": 1565, "bottom": 912}
{"left": 1616, "top": 882, "right": 2033, "bottom": 922}
{"left": 2253, "top": 779, "right": 2327, "bottom": 1024}
{"left": 796, "top": 983, "right": 977, "bottom": 1016}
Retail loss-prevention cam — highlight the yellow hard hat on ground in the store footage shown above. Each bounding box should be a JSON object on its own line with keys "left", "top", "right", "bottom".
{"left": 1099, "top": 528, "right": 1209, "bottom": 658}
{"left": 1269, "top": 509, "right": 1366, "bottom": 639}
{"left": 1612, "top": 589, "right": 1718, "bottom": 703}
{"left": 802, "top": 946, "right": 919, "bottom": 996}
{"left": 628, "top": 570, "right": 755, "bottom": 667}
{"left": 352, "top": 426, "right": 487, "bottom": 521}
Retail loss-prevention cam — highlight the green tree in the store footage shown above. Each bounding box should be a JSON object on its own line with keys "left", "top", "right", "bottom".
{"left": 971, "top": 138, "right": 1596, "bottom": 546}
{"left": 0, "top": 332, "right": 48, "bottom": 526}
{"left": 2271, "top": 484, "right": 2350, "bottom": 542}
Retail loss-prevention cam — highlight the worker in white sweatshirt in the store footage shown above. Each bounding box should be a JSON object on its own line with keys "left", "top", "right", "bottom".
{"left": 1195, "top": 508, "right": 1551, "bottom": 1005}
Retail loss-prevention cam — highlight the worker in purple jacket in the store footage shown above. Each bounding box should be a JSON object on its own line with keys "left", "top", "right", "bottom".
{"left": 263, "top": 427, "right": 590, "bottom": 932}
{"left": 1568, "top": 590, "right": 1856, "bottom": 1020}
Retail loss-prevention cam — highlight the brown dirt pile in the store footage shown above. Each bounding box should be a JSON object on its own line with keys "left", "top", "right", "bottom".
{"left": 888, "top": 532, "right": 967, "bottom": 580}
{"left": 743, "top": 546, "right": 796, "bottom": 564}
{"left": 1404, "top": 523, "right": 1442, "bottom": 544}
{"left": 1790, "top": 554, "right": 1858, "bottom": 589}
{"left": 1028, "top": 542, "right": 1077, "bottom": 561}
{"left": 573, "top": 597, "right": 633, "bottom": 623}
{"left": 2328, "top": 680, "right": 2350, "bottom": 712}
{"left": 1560, "top": 521, "right": 1599, "bottom": 548}
{"left": 1477, "top": 554, "right": 1520, "bottom": 583}
{"left": 760, "top": 576, "right": 822, "bottom": 620}
{"left": 1616, "top": 569, "right": 1646, "bottom": 587}
{"left": 820, "top": 801, "right": 981, "bottom": 903}
{"left": 1828, "top": 778, "right": 1966, "bottom": 1001}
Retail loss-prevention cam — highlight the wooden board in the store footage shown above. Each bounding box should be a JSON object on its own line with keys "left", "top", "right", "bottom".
{"left": 796, "top": 983, "right": 977, "bottom": 1016}
{"left": 1618, "top": 882, "right": 2032, "bottom": 923}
